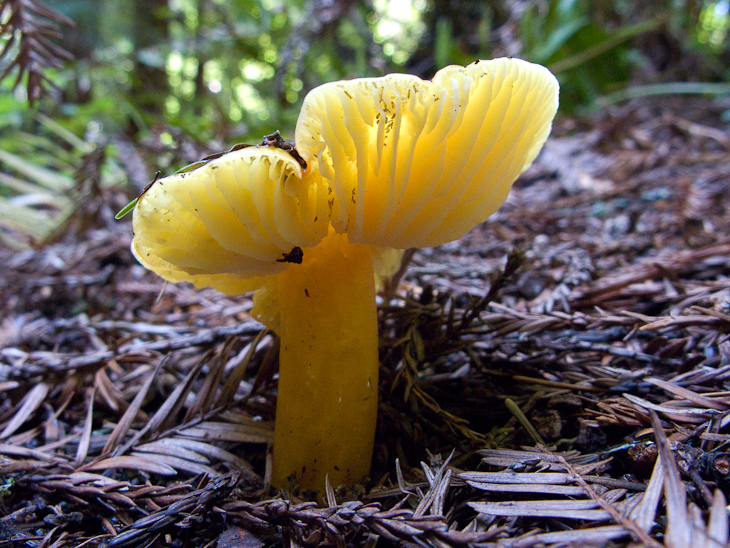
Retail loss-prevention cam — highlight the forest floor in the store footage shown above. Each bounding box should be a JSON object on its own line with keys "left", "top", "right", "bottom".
{"left": 1, "top": 95, "right": 729, "bottom": 547}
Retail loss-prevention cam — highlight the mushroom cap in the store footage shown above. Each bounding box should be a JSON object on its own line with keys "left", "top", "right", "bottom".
{"left": 131, "top": 146, "right": 327, "bottom": 294}
{"left": 296, "top": 57, "right": 559, "bottom": 249}
{"left": 132, "top": 58, "right": 559, "bottom": 295}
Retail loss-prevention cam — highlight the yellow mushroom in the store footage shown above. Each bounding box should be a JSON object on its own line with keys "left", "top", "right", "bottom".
{"left": 130, "top": 58, "right": 559, "bottom": 492}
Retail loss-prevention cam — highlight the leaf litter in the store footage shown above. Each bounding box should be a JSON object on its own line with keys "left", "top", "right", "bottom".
{"left": 0, "top": 95, "right": 729, "bottom": 546}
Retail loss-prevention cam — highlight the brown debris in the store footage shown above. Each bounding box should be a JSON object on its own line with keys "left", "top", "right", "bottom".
{"left": 1, "top": 95, "right": 730, "bottom": 546}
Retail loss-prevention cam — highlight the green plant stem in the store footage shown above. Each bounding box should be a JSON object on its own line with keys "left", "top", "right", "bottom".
{"left": 549, "top": 15, "right": 669, "bottom": 74}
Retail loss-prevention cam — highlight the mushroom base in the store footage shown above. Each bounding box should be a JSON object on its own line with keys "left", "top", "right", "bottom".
{"left": 271, "top": 230, "right": 379, "bottom": 492}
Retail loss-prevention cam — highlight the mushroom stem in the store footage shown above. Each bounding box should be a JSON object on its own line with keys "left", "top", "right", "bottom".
{"left": 271, "top": 229, "right": 379, "bottom": 491}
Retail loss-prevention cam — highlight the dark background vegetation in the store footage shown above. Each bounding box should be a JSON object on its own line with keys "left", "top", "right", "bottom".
{"left": 0, "top": 0, "right": 729, "bottom": 247}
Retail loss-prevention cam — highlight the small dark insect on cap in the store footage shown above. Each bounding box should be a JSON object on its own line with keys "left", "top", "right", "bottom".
{"left": 276, "top": 247, "right": 304, "bottom": 264}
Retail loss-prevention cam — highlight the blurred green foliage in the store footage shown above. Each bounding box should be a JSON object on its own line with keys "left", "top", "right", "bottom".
{"left": 41, "top": 0, "right": 431, "bottom": 144}
{"left": 4, "top": 0, "right": 729, "bottom": 143}
{"left": 0, "top": 0, "right": 728, "bottom": 247}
